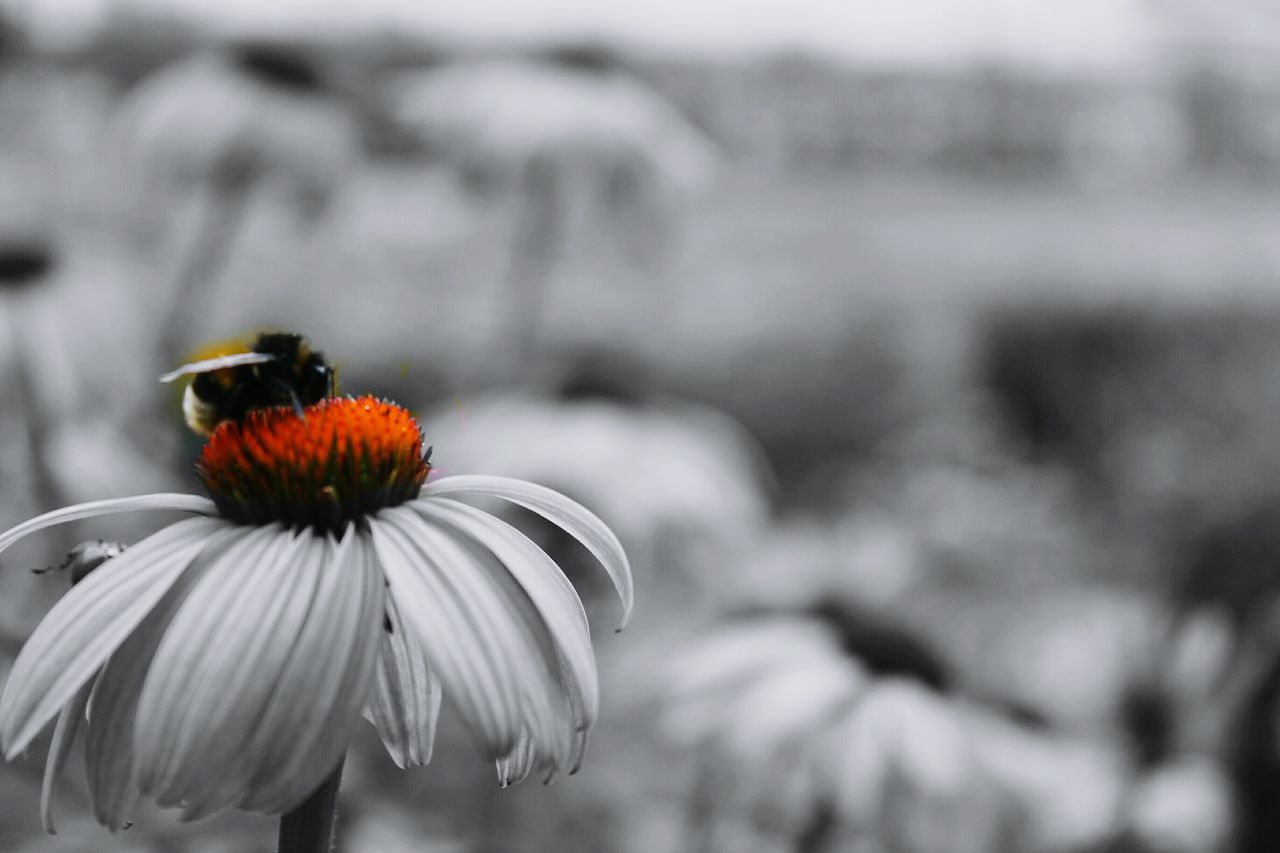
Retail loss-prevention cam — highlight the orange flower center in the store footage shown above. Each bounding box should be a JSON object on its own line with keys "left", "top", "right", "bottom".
{"left": 198, "top": 396, "right": 431, "bottom": 530}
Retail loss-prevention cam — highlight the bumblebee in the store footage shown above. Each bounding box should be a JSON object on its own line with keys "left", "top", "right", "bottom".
{"left": 160, "top": 332, "right": 336, "bottom": 436}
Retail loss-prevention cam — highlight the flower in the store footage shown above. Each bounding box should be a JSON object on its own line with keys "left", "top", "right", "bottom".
{"left": 663, "top": 608, "right": 1151, "bottom": 853}
{"left": 422, "top": 390, "right": 771, "bottom": 586}
{"left": 0, "top": 396, "right": 632, "bottom": 833}
{"left": 388, "top": 57, "right": 717, "bottom": 204}
{"left": 115, "top": 44, "right": 358, "bottom": 216}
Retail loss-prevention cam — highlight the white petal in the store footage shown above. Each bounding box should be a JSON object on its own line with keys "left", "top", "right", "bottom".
{"left": 402, "top": 510, "right": 571, "bottom": 765}
{"left": 371, "top": 508, "right": 546, "bottom": 758}
{"left": 363, "top": 595, "right": 442, "bottom": 769}
{"left": 414, "top": 514, "right": 570, "bottom": 769}
{"left": 236, "top": 528, "right": 384, "bottom": 815}
{"left": 419, "top": 475, "right": 633, "bottom": 629}
{"left": 84, "top": 525, "right": 242, "bottom": 830}
{"left": 130, "top": 524, "right": 293, "bottom": 803}
{"left": 496, "top": 730, "right": 537, "bottom": 787}
{"left": 0, "top": 494, "right": 216, "bottom": 556}
{"left": 415, "top": 499, "right": 598, "bottom": 735}
{"left": 40, "top": 679, "right": 94, "bottom": 835}
{"left": 0, "top": 516, "right": 225, "bottom": 757}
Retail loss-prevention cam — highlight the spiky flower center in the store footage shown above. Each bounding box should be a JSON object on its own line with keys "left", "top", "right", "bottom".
{"left": 198, "top": 396, "right": 431, "bottom": 531}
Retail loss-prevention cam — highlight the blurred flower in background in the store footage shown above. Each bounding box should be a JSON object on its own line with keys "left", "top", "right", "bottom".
{"left": 663, "top": 609, "right": 1005, "bottom": 853}
{"left": 389, "top": 51, "right": 717, "bottom": 368}
{"left": 115, "top": 42, "right": 360, "bottom": 223}
{"left": 661, "top": 600, "right": 1240, "bottom": 853}
{"left": 421, "top": 371, "right": 771, "bottom": 609}
{"left": 0, "top": 235, "right": 173, "bottom": 512}
{"left": 112, "top": 42, "right": 362, "bottom": 358}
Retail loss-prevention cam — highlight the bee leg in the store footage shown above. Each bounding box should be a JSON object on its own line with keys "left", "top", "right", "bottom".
{"left": 271, "top": 376, "right": 308, "bottom": 421}
{"left": 321, "top": 363, "right": 337, "bottom": 397}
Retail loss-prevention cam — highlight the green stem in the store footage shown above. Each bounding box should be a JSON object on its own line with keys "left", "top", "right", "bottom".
{"left": 277, "top": 758, "right": 345, "bottom": 853}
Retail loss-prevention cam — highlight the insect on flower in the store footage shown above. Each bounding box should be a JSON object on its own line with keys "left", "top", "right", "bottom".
{"left": 159, "top": 331, "right": 336, "bottom": 435}
{"left": 35, "top": 540, "right": 127, "bottom": 586}
{"left": 0, "top": 394, "right": 633, "bottom": 836}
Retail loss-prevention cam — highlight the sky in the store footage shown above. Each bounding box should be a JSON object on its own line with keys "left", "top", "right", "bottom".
{"left": 2, "top": 0, "right": 1181, "bottom": 71}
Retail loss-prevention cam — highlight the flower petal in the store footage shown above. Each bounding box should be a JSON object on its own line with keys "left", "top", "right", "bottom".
{"left": 0, "top": 516, "right": 225, "bottom": 758}
{"left": 130, "top": 523, "right": 294, "bottom": 804}
{"left": 496, "top": 730, "right": 537, "bottom": 787}
{"left": 236, "top": 528, "right": 384, "bottom": 816}
{"left": 363, "top": 594, "right": 442, "bottom": 769}
{"left": 0, "top": 494, "right": 215, "bottom": 556}
{"left": 414, "top": 499, "right": 597, "bottom": 739}
{"left": 372, "top": 508, "right": 546, "bottom": 758}
{"left": 40, "top": 679, "right": 94, "bottom": 835}
{"left": 84, "top": 525, "right": 243, "bottom": 831}
{"left": 412, "top": 514, "right": 570, "bottom": 770}
{"left": 419, "top": 475, "right": 633, "bottom": 629}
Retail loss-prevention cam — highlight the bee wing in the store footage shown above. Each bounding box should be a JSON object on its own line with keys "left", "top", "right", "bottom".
{"left": 159, "top": 352, "right": 277, "bottom": 383}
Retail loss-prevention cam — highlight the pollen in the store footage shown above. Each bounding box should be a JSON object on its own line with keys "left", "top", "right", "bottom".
{"left": 198, "top": 396, "right": 431, "bottom": 531}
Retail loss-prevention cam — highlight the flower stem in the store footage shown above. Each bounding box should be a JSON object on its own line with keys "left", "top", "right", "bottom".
{"left": 277, "top": 758, "right": 345, "bottom": 853}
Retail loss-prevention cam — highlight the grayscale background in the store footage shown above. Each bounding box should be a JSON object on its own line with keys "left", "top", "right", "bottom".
{"left": 0, "top": 1, "right": 1277, "bottom": 851}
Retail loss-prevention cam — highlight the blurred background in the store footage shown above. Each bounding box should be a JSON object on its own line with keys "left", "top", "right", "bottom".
{"left": 2, "top": 0, "right": 1280, "bottom": 851}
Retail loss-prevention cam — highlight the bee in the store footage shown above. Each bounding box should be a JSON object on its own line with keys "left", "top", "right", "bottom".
{"left": 35, "top": 539, "right": 127, "bottom": 585}
{"left": 160, "top": 331, "right": 336, "bottom": 436}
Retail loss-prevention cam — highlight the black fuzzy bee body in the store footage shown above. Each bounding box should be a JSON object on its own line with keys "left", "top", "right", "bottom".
{"left": 163, "top": 332, "right": 335, "bottom": 436}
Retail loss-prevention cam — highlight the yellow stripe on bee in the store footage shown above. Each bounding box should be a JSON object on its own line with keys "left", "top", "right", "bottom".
{"left": 182, "top": 384, "right": 221, "bottom": 436}
{"left": 186, "top": 334, "right": 253, "bottom": 364}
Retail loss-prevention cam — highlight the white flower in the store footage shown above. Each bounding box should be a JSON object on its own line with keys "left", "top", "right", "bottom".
{"left": 389, "top": 58, "right": 717, "bottom": 202}
{"left": 423, "top": 391, "right": 771, "bottom": 581}
{"left": 663, "top": 613, "right": 1007, "bottom": 853}
{"left": 114, "top": 45, "right": 358, "bottom": 214}
{"left": 0, "top": 396, "right": 632, "bottom": 833}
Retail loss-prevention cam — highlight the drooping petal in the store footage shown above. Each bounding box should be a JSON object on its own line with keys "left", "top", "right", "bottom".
{"left": 84, "top": 524, "right": 243, "bottom": 831}
{"left": 40, "top": 678, "right": 94, "bottom": 835}
{"left": 393, "top": 509, "right": 572, "bottom": 766}
{"left": 415, "top": 499, "right": 597, "bottom": 738}
{"left": 413, "top": 513, "right": 571, "bottom": 771}
{"left": 0, "top": 494, "right": 215, "bottom": 556}
{"left": 363, "top": 594, "right": 442, "bottom": 769}
{"left": 236, "top": 528, "right": 384, "bottom": 815}
{"left": 152, "top": 527, "right": 325, "bottom": 817}
{"left": 419, "top": 476, "right": 633, "bottom": 628}
{"left": 496, "top": 730, "right": 538, "bottom": 787}
{"left": 0, "top": 516, "right": 225, "bottom": 758}
{"left": 129, "top": 523, "right": 294, "bottom": 805}
{"left": 372, "top": 508, "right": 544, "bottom": 758}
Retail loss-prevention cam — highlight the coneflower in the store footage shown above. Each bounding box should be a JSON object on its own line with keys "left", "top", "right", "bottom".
{"left": 0, "top": 395, "right": 632, "bottom": 851}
